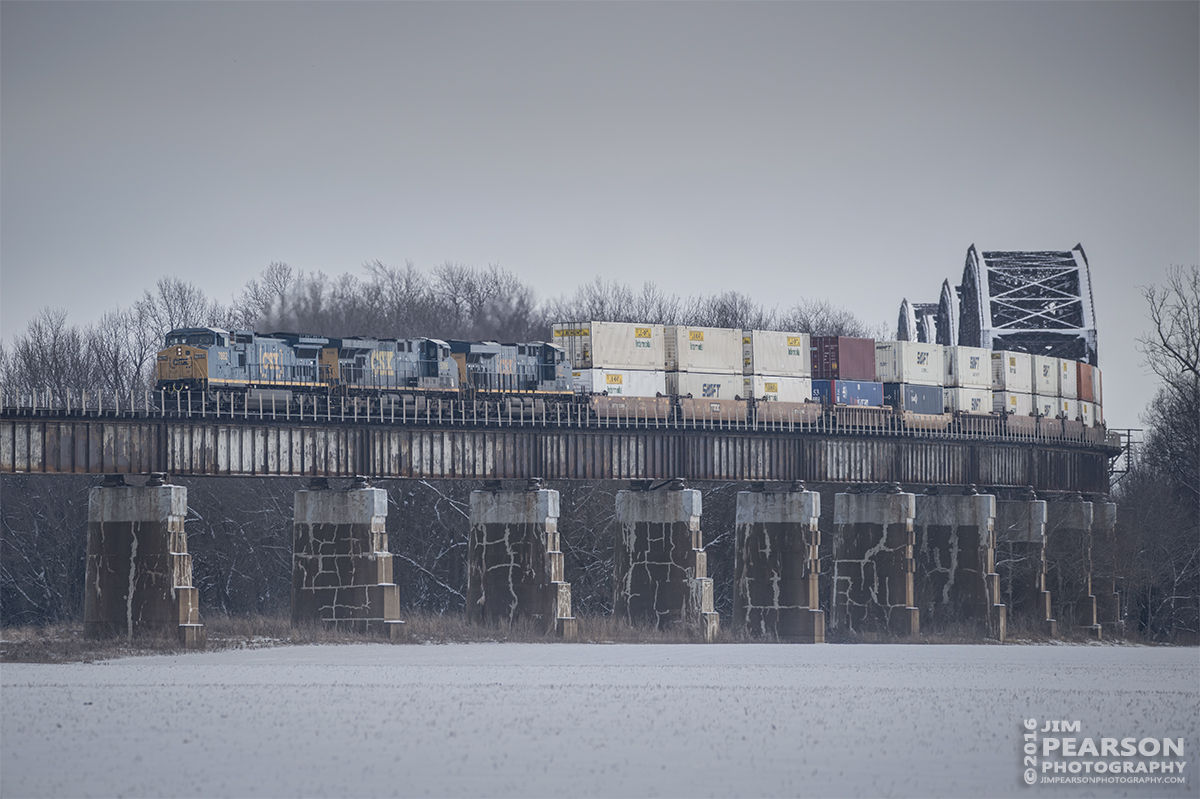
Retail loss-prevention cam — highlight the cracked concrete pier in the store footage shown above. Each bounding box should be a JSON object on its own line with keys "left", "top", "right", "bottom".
{"left": 292, "top": 481, "right": 404, "bottom": 639}
{"left": 831, "top": 487, "right": 919, "bottom": 635}
{"left": 467, "top": 482, "right": 576, "bottom": 638}
{"left": 1090, "top": 499, "right": 1123, "bottom": 635}
{"left": 913, "top": 489, "right": 1005, "bottom": 640}
{"left": 734, "top": 485, "right": 824, "bottom": 643}
{"left": 84, "top": 476, "right": 205, "bottom": 647}
{"left": 1045, "top": 496, "right": 1100, "bottom": 637}
{"left": 994, "top": 494, "right": 1056, "bottom": 637}
{"left": 614, "top": 484, "right": 719, "bottom": 641}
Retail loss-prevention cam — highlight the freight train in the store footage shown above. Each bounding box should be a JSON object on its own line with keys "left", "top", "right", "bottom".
{"left": 154, "top": 323, "right": 1105, "bottom": 433}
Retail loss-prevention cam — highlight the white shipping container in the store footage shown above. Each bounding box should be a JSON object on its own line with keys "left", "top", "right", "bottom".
{"left": 667, "top": 371, "right": 745, "bottom": 400}
{"left": 664, "top": 326, "right": 742, "bottom": 373}
{"left": 743, "top": 375, "right": 813, "bottom": 403}
{"left": 1092, "top": 366, "right": 1103, "bottom": 406}
{"left": 875, "top": 341, "right": 944, "bottom": 386}
{"left": 991, "top": 351, "right": 1033, "bottom": 393}
{"left": 943, "top": 346, "right": 992, "bottom": 389}
{"left": 1077, "top": 400, "right": 1094, "bottom": 427}
{"left": 1032, "top": 355, "right": 1058, "bottom": 396}
{"left": 1033, "top": 394, "right": 1058, "bottom": 418}
{"left": 1095, "top": 402, "right": 1104, "bottom": 427}
{"left": 944, "top": 387, "right": 992, "bottom": 414}
{"left": 571, "top": 369, "right": 666, "bottom": 398}
{"left": 742, "top": 330, "right": 811, "bottom": 376}
{"left": 1058, "top": 358, "right": 1078, "bottom": 399}
{"left": 993, "top": 391, "right": 1033, "bottom": 416}
{"left": 552, "top": 322, "right": 665, "bottom": 370}
{"left": 1055, "top": 396, "right": 1072, "bottom": 418}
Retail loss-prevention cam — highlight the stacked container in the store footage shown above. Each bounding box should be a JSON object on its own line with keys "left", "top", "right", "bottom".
{"left": 1031, "top": 355, "right": 1058, "bottom": 418}
{"left": 664, "top": 325, "right": 743, "bottom": 400}
{"left": 742, "top": 330, "right": 812, "bottom": 402}
{"left": 877, "top": 341, "right": 944, "bottom": 416}
{"left": 811, "top": 336, "right": 881, "bottom": 406}
{"left": 943, "top": 345, "right": 992, "bottom": 414}
{"left": 552, "top": 322, "right": 667, "bottom": 397}
{"left": 1057, "top": 358, "right": 1078, "bottom": 400}
{"left": 991, "top": 351, "right": 1033, "bottom": 415}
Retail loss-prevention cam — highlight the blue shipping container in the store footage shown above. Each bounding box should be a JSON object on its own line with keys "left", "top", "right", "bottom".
{"left": 812, "top": 379, "right": 883, "bottom": 407}
{"left": 883, "top": 383, "right": 943, "bottom": 415}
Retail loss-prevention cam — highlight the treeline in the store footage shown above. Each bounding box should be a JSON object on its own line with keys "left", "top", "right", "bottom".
{"left": 0, "top": 260, "right": 885, "bottom": 397}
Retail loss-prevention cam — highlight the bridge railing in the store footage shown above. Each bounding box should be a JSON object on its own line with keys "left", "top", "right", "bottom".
{"left": 0, "top": 384, "right": 1116, "bottom": 450}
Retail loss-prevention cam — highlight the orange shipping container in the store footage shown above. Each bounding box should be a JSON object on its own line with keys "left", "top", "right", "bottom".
{"left": 1076, "top": 362, "right": 1095, "bottom": 403}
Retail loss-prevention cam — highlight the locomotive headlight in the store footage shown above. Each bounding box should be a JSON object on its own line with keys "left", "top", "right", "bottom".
{"left": 177, "top": 347, "right": 183, "bottom": 356}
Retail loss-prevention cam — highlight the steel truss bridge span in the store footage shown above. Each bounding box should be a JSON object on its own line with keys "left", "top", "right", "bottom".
{"left": 1, "top": 403, "right": 1118, "bottom": 495}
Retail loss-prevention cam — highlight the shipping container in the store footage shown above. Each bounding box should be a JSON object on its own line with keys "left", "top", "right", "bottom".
{"left": 742, "top": 330, "right": 811, "bottom": 376}
{"left": 667, "top": 370, "right": 745, "bottom": 400}
{"left": 1076, "top": 399, "right": 1094, "bottom": 427}
{"left": 875, "top": 341, "right": 944, "bottom": 386}
{"left": 943, "top": 346, "right": 992, "bottom": 389}
{"left": 552, "top": 322, "right": 665, "bottom": 370}
{"left": 1055, "top": 396, "right": 1072, "bottom": 418}
{"left": 1058, "top": 359, "right": 1078, "bottom": 399}
{"left": 571, "top": 368, "right": 666, "bottom": 398}
{"left": 743, "top": 375, "right": 813, "bottom": 403}
{"left": 993, "top": 391, "right": 1034, "bottom": 416}
{"left": 883, "top": 382, "right": 943, "bottom": 414}
{"left": 1033, "top": 394, "right": 1058, "bottom": 418}
{"left": 811, "top": 336, "right": 876, "bottom": 381}
{"left": 991, "top": 351, "right": 1033, "bottom": 393}
{"left": 943, "top": 387, "right": 992, "bottom": 414}
{"left": 1076, "top": 362, "right": 1094, "bottom": 402}
{"left": 1092, "top": 366, "right": 1103, "bottom": 406}
{"left": 811, "top": 379, "right": 884, "bottom": 407}
{"left": 1032, "top": 355, "right": 1058, "bottom": 396}
{"left": 1094, "top": 402, "right": 1104, "bottom": 427}
{"left": 664, "top": 326, "right": 742, "bottom": 373}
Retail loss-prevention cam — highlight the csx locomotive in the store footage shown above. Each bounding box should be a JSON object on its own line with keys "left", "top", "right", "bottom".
{"left": 155, "top": 327, "right": 572, "bottom": 404}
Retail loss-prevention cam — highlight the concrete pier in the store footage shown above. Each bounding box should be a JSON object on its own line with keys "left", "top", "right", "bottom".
{"left": 831, "top": 487, "right": 920, "bottom": 635}
{"left": 1091, "top": 499, "right": 1122, "bottom": 635}
{"left": 994, "top": 494, "right": 1056, "bottom": 636}
{"left": 614, "top": 484, "right": 719, "bottom": 641}
{"left": 733, "top": 485, "right": 824, "bottom": 643}
{"left": 1044, "top": 496, "right": 1099, "bottom": 637}
{"left": 466, "top": 481, "right": 576, "bottom": 638}
{"left": 84, "top": 475, "right": 205, "bottom": 647}
{"left": 913, "top": 488, "right": 1005, "bottom": 640}
{"left": 292, "top": 480, "right": 404, "bottom": 638}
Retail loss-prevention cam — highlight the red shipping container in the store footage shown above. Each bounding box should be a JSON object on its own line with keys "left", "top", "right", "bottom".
{"left": 811, "top": 336, "right": 876, "bottom": 380}
{"left": 1076, "top": 362, "right": 1094, "bottom": 403}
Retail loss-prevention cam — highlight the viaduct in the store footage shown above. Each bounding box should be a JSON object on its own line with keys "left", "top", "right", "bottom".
{"left": 1, "top": 397, "right": 1123, "bottom": 648}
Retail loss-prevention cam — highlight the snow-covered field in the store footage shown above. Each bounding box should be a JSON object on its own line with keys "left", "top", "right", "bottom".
{"left": 2, "top": 643, "right": 1196, "bottom": 798}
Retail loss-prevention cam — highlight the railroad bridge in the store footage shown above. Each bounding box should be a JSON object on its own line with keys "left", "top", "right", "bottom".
{"left": 1, "top": 398, "right": 1123, "bottom": 647}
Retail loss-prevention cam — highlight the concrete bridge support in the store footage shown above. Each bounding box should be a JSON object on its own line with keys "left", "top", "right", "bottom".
{"left": 995, "top": 495, "right": 1056, "bottom": 636}
{"left": 1045, "top": 497, "right": 1100, "bottom": 638}
{"left": 831, "top": 487, "right": 920, "bottom": 636}
{"left": 292, "top": 480, "right": 404, "bottom": 639}
{"left": 614, "top": 484, "right": 719, "bottom": 641}
{"left": 1091, "top": 500, "right": 1122, "bottom": 635}
{"left": 84, "top": 476, "right": 205, "bottom": 647}
{"left": 913, "top": 489, "right": 1005, "bottom": 640}
{"left": 733, "top": 484, "right": 824, "bottom": 643}
{"left": 466, "top": 482, "right": 576, "bottom": 638}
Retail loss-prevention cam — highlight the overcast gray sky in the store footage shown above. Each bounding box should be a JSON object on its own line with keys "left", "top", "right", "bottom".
{"left": 2, "top": 1, "right": 1196, "bottom": 428}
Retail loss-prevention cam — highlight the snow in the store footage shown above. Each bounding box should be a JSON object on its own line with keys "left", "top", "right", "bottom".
{"left": 2, "top": 643, "right": 1196, "bottom": 798}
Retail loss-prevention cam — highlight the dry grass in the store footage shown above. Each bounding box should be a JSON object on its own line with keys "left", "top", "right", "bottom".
{"left": 3, "top": 610, "right": 1150, "bottom": 663}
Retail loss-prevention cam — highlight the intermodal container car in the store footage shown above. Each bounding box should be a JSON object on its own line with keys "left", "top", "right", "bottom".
{"left": 811, "top": 336, "right": 876, "bottom": 381}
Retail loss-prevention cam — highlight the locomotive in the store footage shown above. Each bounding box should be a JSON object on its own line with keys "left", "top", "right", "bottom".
{"left": 155, "top": 327, "right": 573, "bottom": 406}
